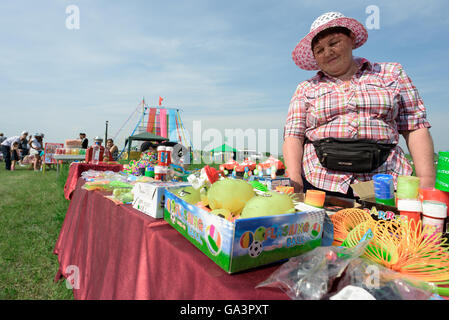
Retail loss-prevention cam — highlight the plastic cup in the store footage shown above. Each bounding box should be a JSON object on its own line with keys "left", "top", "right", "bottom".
{"left": 435, "top": 151, "right": 449, "bottom": 192}
{"left": 304, "top": 190, "right": 326, "bottom": 208}
{"left": 419, "top": 187, "right": 449, "bottom": 217}
{"left": 373, "top": 174, "right": 395, "bottom": 200}
{"left": 396, "top": 176, "right": 420, "bottom": 200}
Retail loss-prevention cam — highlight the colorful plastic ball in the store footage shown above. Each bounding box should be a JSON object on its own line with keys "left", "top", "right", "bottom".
{"left": 254, "top": 227, "right": 266, "bottom": 242}
{"left": 253, "top": 169, "right": 259, "bottom": 175}
{"left": 240, "top": 231, "right": 254, "bottom": 249}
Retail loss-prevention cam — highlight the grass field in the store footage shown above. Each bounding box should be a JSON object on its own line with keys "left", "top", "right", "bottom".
{"left": 0, "top": 163, "right": 74, "bottom": 300}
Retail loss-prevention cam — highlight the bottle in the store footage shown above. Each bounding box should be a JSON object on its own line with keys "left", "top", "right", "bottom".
{"left": 154, "top": 165, "right": 164, "bottom": 181}
{"left": 165, "top": 146, "right": 173, "bottom": 166}
{"left": 157, "top": 146, "right": 167, "bottom": 166}
{"left": 422, "top": 200, "right": 447, "bottom": 243}
{"left": 92, "top": 142, "right": 101, "bottom": 165}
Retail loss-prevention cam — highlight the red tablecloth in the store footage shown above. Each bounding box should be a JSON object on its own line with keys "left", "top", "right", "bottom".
{"left": 54, "top": 179, "right": 288, "bottom": 300}
{"left": 63, "top": 162, "right": 123, "bottom": 200}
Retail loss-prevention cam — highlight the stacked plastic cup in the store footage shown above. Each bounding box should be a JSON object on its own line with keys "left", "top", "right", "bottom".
{"left": 396, "top": 176, "right": 420, "bottom": 200}
{"left": 372, "top": 174, "right": 395, "bottom": 206}
{"left": 435, "top": 151, "right": 449, "bottom": 192}
{"left": 304, "top": 190, "right": 326, "bottom": 208}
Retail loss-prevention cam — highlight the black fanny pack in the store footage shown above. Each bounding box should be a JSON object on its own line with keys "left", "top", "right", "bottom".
{"left": 308, "top": 138, "right": 396, "bottom": 173}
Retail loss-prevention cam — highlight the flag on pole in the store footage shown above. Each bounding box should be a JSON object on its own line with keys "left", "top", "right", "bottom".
{"left": 158, "top": 96, "right": 163, "bottom": 106}
{"left": 146, "top": 108, "right": 157, "bottom": 133}
{"left": 159, "top": 108, "right": 167, "bottom": 138}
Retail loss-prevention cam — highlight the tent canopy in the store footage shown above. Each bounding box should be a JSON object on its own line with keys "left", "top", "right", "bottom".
{"left": 126, "top": 131, "right": 167, "bottom": 155}
{"left": 209, "top": 144, "right": 238, "bottom": 153}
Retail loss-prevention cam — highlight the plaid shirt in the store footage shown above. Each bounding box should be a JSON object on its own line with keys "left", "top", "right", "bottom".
{"left": 284, "top": 57, "right": 431, "bottom": 194}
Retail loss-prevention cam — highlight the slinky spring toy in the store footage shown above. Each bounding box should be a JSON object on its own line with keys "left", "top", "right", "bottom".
{"left": 330, "top": 208, "right": 374, "bottom": 246}
{"left": 342, "top": 217, "right": 449, "bottom": 293}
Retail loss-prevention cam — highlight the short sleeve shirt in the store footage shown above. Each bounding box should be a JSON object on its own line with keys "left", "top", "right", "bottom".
{"left": 283, "top": 57, "right": 430, "bottom": 194}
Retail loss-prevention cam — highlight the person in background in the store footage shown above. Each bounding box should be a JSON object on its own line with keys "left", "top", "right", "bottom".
{"left": 1, "top": 132, "right": 28, "bottom": 170}
{"left": 0, "top": 133, "right": 5, "bottom": 162}
{"left": 80, "top": 133, "right": 88, "bottom": 149}
{"left": 18, "top": 131, "right": 30, "bottom": 165}
{"left": 29, "top": 133, "right": 44, "bottom": 171}
{"left": 105, "top": 138, "right": 119, "bottom": 161}
{"left": 140, "top": 140, "right": 159, "bottom": 153}
{"left": 10, "top": 141, "right": 20, "bottom": 171}
{"left": 283, "top": 12, "right": 435, "bottom": 197}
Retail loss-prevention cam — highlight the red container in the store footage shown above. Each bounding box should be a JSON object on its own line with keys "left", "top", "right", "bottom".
{"left": 419, "top": 187, "right": 449, "bottom": 216}
{"left": 85, "top": 145, "right": 105, "bottom": 164}
{"left": 397, "top": 199, "right": 422, "bottom": 229}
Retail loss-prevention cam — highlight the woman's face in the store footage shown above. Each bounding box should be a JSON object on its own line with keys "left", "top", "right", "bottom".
{"left": 107, "top": 140, "right": 113, "bottom": 147}
{"left": 312, "top": 32, "right": 356, "bottom": 79}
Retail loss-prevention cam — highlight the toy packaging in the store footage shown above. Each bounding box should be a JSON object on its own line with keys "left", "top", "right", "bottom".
{"left": 164, "top": 187, "right": 326, "bottom": 273}
{"left": 132, "top": 181, "right": 190, "bottom": 218}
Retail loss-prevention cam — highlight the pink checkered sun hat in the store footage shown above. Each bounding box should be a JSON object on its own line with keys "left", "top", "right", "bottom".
{"left": 292, "top": 12, "right": 368, "bottom": 70}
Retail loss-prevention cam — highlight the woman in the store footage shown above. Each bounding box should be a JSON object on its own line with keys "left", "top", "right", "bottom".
{"left": 10, "top": 141, "right": 20, "bottom": 171}
{"left": 29, "top": 133, "right": 44, "bottom": 171}
{"left": 106, "top": 138, "right": 119, "bottom": 161}
{"left": 283, "top": 12, "right": 435, "bottom": 198}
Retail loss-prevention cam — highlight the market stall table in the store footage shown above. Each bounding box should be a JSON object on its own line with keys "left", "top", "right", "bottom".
{"left": 53, "top": 154, "right": 86, "bottom": 174}
{"left": 54, "top": 178, "right": 288, "bottom": 300}
{"left": 63, "top": 162, "right": 124, "bottom": 200}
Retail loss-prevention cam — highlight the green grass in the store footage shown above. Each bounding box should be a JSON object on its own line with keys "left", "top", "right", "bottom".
{"left": 0, "top": 163, "right": 74, "bottom": 300}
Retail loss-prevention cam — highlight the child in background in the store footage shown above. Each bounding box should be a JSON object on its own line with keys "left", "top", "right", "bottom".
{"left": 10, "top": 141, "right": 19, "bottom": 170}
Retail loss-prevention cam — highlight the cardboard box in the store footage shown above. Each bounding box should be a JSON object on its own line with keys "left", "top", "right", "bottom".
{"left": 248, "top": 176, "right": 291, "bottom": 191}
{"left": 132, "top": 181, "right": 190, "bottom": 218}
{"left": 164, "top": 188, "right": 326, "bottom": 273}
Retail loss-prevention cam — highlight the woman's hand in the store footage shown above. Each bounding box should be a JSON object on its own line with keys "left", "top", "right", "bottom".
{"left": 283, "top": 136, "right": 305, "bottom": 193}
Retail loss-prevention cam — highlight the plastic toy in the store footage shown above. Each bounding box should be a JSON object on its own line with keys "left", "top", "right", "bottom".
{"left": 187, "top": 165, "right": 220, "bottom": 189}
{"left": 330, "top": 208, "right": 374, "bottom": 246}
{"left": 338, "top": 213, "right": 449, "bottom": 296}
{"left": 172, "top": 186, "right": 201, "bottom": 205}
{"left": 250, "top": 180, "right": 269, "bottom": 192}
{"left": 240, "top": 191, "right": 295, "bottom": 219}
{"left": 204, "top": 178, "right": 256, "bottom": 216}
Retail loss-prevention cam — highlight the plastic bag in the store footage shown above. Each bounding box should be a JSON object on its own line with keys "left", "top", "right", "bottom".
{"left": 325, "top": 258, "right": 438, "bottom": 300}
{"left": 256, "top": 240, "right": 370, "bottom": 300}
{"left": 256, "top": 239, "right": 438, "bottom": 300}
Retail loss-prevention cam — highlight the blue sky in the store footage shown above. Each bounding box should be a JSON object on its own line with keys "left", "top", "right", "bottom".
{"left": 1, "top": 0, "right": 448, "bottom": 155}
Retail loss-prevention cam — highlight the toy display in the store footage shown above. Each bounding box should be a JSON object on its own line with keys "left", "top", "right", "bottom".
{"left": 75, "top": 153, "right": 449, "bottom": 299}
